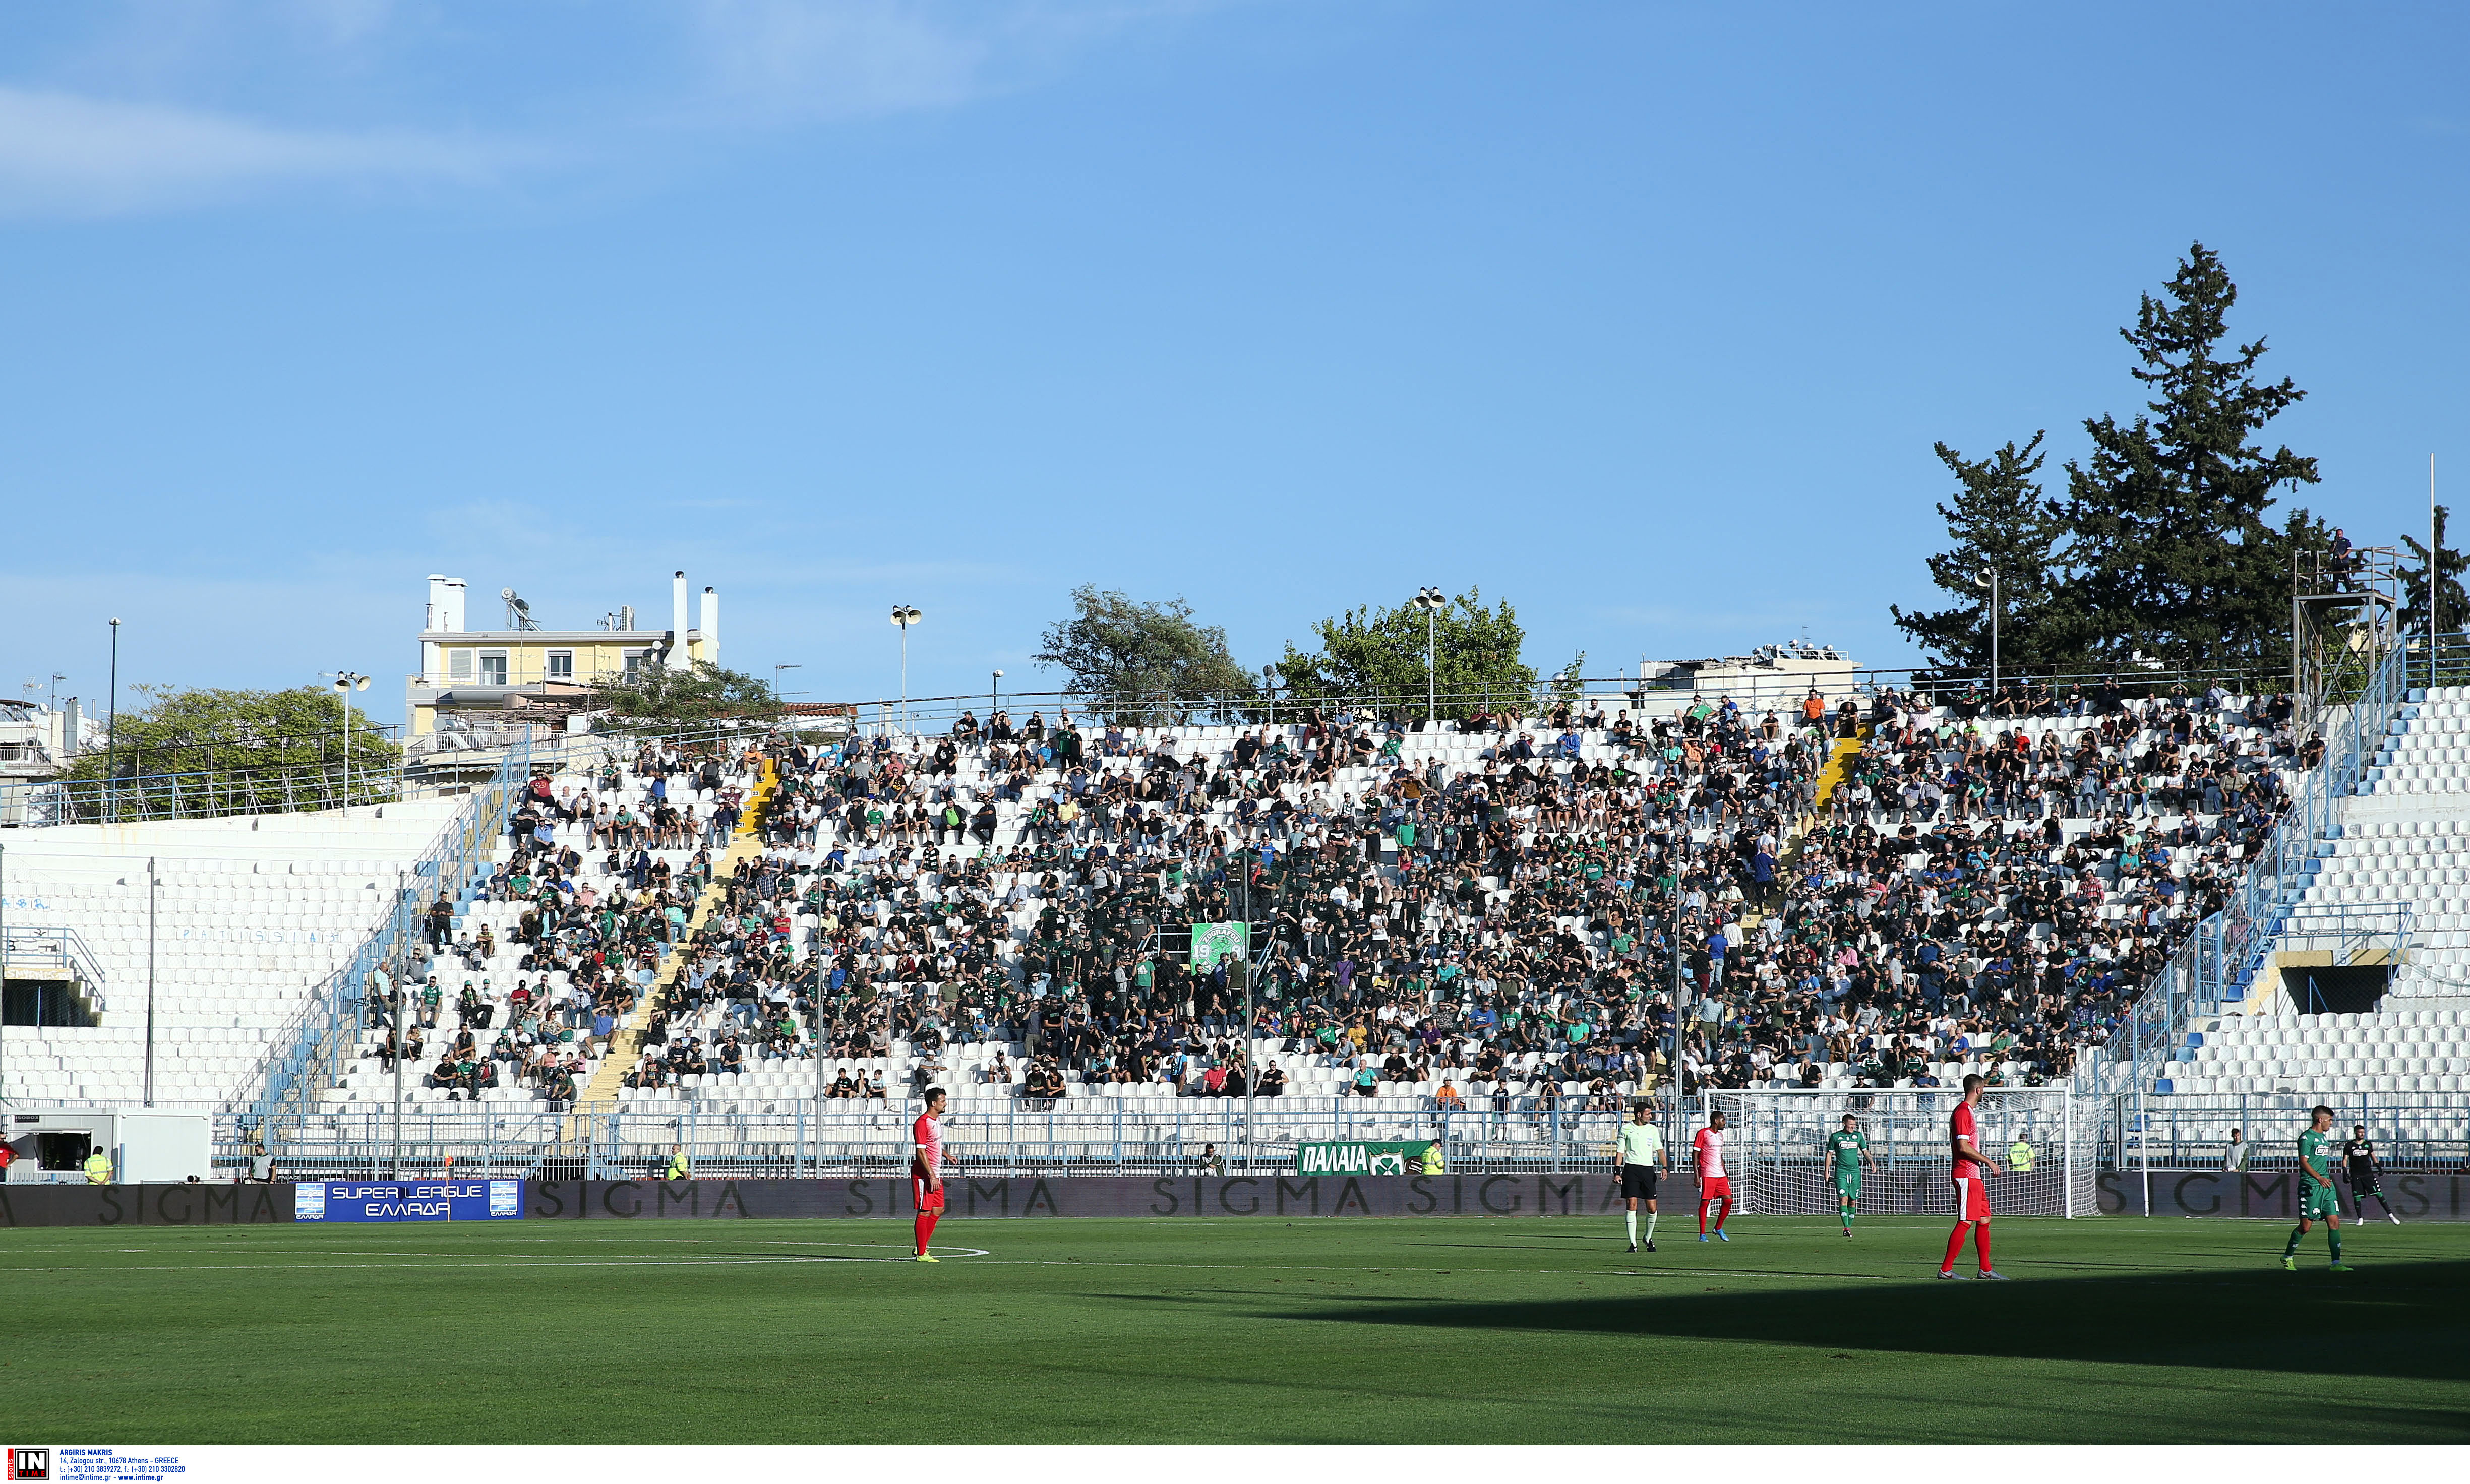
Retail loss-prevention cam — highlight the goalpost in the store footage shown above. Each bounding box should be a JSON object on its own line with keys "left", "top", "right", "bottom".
{"left": 1702, "top": 1088, "right": 2094, "bottom": 1219}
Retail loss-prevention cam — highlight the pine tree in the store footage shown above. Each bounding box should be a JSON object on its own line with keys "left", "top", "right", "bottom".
{"left": 2060, "top": 243, "right": 2322, "bottom": 678}
{"left": 1890, "top": 431, "right": 2075, "bottom": 678}
{"left": 2399, "top": 505, "right": 2470, "bottom": 642}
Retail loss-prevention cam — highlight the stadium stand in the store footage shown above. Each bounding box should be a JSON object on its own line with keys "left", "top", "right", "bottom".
{"left": 26, "top": 647, "right": 2447, "bottom": 1185}
{"left": 2162, "top": 685, "right": 2470, "bottom": 1101}
{"left": 0, "top": 800, "right": 471, "bottom": 1107}
{"left": 285, "top": 675, "right": 2312, "bottom": 1159}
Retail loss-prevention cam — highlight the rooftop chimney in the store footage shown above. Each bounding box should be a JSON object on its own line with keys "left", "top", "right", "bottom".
{"left": 701, "top": 586, "right": 720, "bottom": 667}
{"left": 671, "top": 571, "right": 689, "bottom": 665}
{"left": 427, "top": 575, "right": 467, "bottom": 635}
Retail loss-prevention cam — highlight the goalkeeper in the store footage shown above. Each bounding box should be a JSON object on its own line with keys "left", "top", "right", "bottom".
{"left": 1824, "top": 1114, "right": 1874, "bottom": 1236}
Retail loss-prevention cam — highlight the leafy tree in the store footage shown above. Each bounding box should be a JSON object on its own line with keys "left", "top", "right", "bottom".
{"left": 1547, "top": 651, "right": 1588, "bottom": 706}
{"left": 2059, "top": 242, "right": 2322, "bottom": 677}
{"left": 593, "top": 660, "right": 782, "bottom": 730}
{"left": 1272, "top": 588, "right": 1536, "bottom": 719}
{"left": 1034, "top": 586, "right": 1257, "bottom": 722}
{"left": 2399, "top": 505, "right": 2470, "bottom": 643}
{"left": 1890, "top": 432, "right": 2079, "bottom": 678}
{"left": 56, "top": 685, "right": 400, "bottom": 814}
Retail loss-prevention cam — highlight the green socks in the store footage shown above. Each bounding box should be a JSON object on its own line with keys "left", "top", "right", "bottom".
{"left": 2284, "top": 1226, "right": 2305, "bottom": 1258}
{"left": 1625, "top": 1210, "right": 1638, "bottom": 1244}
{"left": 1644, "top": 1212, "right": 1658, "bottom": 1243}
{"left": 2329, "top": 1228, "right": 2342, "bottom": 1262}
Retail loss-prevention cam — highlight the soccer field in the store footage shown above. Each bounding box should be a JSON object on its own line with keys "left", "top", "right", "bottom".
{"left": 3, "top": 1214, "right": 2465, "bottom": 1444}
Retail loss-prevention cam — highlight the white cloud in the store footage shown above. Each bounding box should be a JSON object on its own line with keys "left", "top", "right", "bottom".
{"left": 0, "top": 86, "right": 532, "bottom": 216}
{"left": 692, "top": 0, "right": 989, "bottom": 118}
{"left": 0, "top": 2, "right": 1225, "bottom": 216}
{"left": 685, "top": 0, "right": 1217, "bottom": 122}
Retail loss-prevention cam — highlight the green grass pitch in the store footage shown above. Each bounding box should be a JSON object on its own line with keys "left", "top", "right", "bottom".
{"left": 3, "top": 1213, "right": 2465, "bottom": 1443}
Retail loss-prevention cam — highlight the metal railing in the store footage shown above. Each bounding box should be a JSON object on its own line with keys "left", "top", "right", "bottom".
{"left": 2266, "top": 902, "right": 2416, "bottom": 986}
{"left": 236, "top": 1096, "right": 1641, "bottom": 1178}
{"left": 2088, "top": 642, "right": 2414, "bottom": 1100}
{"left": 1, "top": 759, "right": 410, "bottom": 828}
{"left": 207, "top": 1090, "right": 2470, "bottom": 1181}
{"left": 826, "top": 662, "right": 2292, "bottom": 739}
{"left": 2111, "top": 1092, "right": 2470, "bottom": 1169}
{"left": 0, "top": 924, "right": 110, "bottom": 1012}
{"left": 243, "top": 733, "right": 531, "bottom": 1144}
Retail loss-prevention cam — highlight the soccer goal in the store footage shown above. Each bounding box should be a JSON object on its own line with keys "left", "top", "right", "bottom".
{"left": 1701, "top": 1088, "right": 2095, "bottom": 1219}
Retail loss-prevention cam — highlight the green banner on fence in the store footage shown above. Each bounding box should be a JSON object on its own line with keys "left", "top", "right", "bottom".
{"left": 1190, "top": 921, "right": 1248, "bottom": 970}
{"left": 1295, "top": 1141, "right": 1438, "bottom": 1176}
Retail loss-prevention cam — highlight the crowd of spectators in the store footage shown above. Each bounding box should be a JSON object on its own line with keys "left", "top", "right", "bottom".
{"left": 359, "top": 676, "right": 2311, "bottom": 1112}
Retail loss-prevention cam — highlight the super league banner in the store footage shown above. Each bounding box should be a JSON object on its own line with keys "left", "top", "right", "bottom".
{"left": 296, "top": 1180, "right": 526, "bottom": 1223}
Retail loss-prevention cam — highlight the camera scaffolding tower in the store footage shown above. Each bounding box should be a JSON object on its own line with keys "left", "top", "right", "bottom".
{"left": 2293, "top": 542, "right": 2402, "bottom": 732}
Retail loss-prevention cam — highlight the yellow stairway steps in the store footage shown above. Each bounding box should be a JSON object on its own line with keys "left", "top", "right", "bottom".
{"left": 561, "top": 754, "right": 781, "bottom": 1142}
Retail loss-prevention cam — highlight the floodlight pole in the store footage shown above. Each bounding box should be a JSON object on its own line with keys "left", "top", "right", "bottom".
{"left": 144, "top": 856, "right": 157, "bottom": 1106}
{"left": 1239, "top": 864, "right": 1253, "bottom": 1173}
{"left": 890, "top": 607, "right": 923, "bottom": 732}
{"left": 1410, "top": 588, "right": 1445, "bottom": 725}
{"left": 106, "top": 619, "right": 121, "bottom": 824}
{"left": 813, "top": 971, "right": 825, "bottom": 1179}
{"left": 392, "top": 869, "right": 407, "bottom": 1178}
{"left": 327, "top": 672, "right": 371, "bottom": 818}
{"left": 1975, "top": 569, "right": 2000, "bottom": 699}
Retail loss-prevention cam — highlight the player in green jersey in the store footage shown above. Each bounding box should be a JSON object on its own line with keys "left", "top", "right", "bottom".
{"left": 2281, "top": 1104, "right": 2349, "bottom": 1271}
{"left": 1825, "top": 1114, "right": 1874, "bottom": 1236}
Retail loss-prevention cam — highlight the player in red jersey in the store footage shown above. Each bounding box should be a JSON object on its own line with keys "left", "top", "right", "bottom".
{"left": 912, "top": 1087, "right": 951, "bottom": 1262}
{"left": 1694, "top": 1110, "right": 1734, "bottom": 1241}
{"left": 1939, "top": 1074, "right": 2007, "bottom": 1280}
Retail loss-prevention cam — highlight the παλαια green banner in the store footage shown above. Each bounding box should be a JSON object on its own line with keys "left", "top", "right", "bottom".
{"left": 1295, "top": 1141, "right": 1437, "bottom": 1176}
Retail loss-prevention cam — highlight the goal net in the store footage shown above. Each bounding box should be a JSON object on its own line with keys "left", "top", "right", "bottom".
{"left": 1700, "top": 1088, "right": 2093, "bottom": 1219}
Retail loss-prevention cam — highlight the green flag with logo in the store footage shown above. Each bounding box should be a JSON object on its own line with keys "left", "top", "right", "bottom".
{"left": 1190, "top": 921, "right": 1248, "bottom": 970}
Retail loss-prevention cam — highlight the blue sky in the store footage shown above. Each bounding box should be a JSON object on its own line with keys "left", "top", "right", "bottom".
{"left": 3, "top": 1, "right": 2466, "bottom": 727}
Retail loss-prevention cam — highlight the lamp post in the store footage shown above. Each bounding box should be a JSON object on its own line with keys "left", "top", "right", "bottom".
{"left": 1261, "top": 665, "right": 1278, "bottom": 728}
{"left": 106, "top": 619, "right": 121, "bottom": 823}
{"left": 773, "top": 663, "right": 801, "bottom": 713}
{"left": 1974, "top": 569, "right": 2000, "bottom": 698}
{"left": 992, "top": 669, "right": 1004, "bottom": 724}
{"left": 329, "top": 672, "right": 371, "bottom": 817}
{"left": 1410, "top": 588, "right": 1447, "bottom": 726}
{"left": 392, "top": 868, "right": 408, "bottom": 1176}
{"left": 144, "top": 856, "right": 157, "bottom": 1106}
{"left": 890, "top": 606, "right": 923, "bottom": 732}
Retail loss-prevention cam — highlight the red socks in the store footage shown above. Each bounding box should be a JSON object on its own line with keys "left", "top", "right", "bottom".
{"left": 1698, "top": 1199, "right": 1732, "bottom": 1234}
{"left": 1973, "top": 1222, "right": 1992, "bottom": 1272}
{"left": 1941, "top": 1222, "right": 1971, "bottom": 1273}
{"left": 914, "top": 1211, "right": 939, "bottom": 1256}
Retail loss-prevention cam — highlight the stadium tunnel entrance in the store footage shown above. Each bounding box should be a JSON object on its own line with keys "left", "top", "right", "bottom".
{"left": 2283, "top": 964, "right": 2390, "bottom": 1016}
